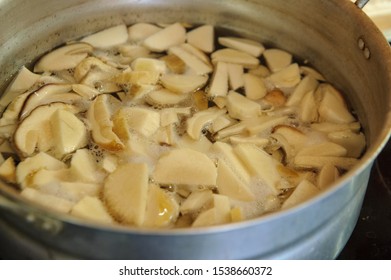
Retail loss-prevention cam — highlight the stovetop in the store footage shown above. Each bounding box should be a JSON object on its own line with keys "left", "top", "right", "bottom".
{"left": 338, "top": 141, "right": 391, "bottom": 259}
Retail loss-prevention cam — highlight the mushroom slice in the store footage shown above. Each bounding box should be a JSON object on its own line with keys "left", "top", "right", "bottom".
{"left": 281, "top": 179, "right": 320, "bottom": 209}
{"left": 14, "top": 102, "right": 81, "bottom": 157}
{"left": 186, "top": 24, "right": 215, "bottom": 53}
{"left": 74, "top": 57, "right": 119, "bottom": 82}
{"left": 245, "top": 115, "right": 288, "bottom": 136}
{"left": 186, "top": 107, "right": 227, "bottom": 140}
{"left": 143, "top": 22, "right": 186, "bottom": 52}
{"left": 266, "top": 63, "right": 301, "bottom": 89}
{"left": 317, "top": 163, "right": 339, "bottom": 189}
{"left": 113, "top": 70, "right": 160, "bottom": 86}
{"left": 16, "top": 152, "right": 66, "bottom": 188}
{"left": 243, "top": 73, "right": 267, "bottom": 100}
{"left": 318, "top": 83, "right": 356, "bottom": 124}
{"left": 218, "top": 37, "right": 265, "bottom": 57}
{"left": 300, "top": 66, "right": 326, "bottom": 81}
{"left": 311, "top": 122, "right": 361, "bottom": 133}
{"left": 327, "top": 130, "right": 366, "bottom": 158}
{"left": 294, "top": 155, "right": 358, "bottom": 170}
{"left": 192, "top": 194, "right": 231, "bottom": 227}
{"left": 19, "top": 83, "right": 74, "bottom": 119}
{"left": 87, "top": 94, "right": 124, "bottom": 151}
{"left": 226, "top": 90, "right": 261, "bottom": 120}
{"left": 71, "top": 196, "right": 114, "bottom": 224}
{"left": 21, "top": 188, "right": 74, "bottom": 213}
{"left": 1, "top": 66, "right": 41, "bottom": 110}
{"left": 70, "top": 149, "right": 104, "bottom": 184}
{"left": 103, "top": 162, "right": 149, "bottom": 225}
{"left": 0, "top": 90, "right": 31, "bottom": 126}
{"left": 263, "top": 48, "right": 292, "bottom": 72}
{"left": 160, "top": 54, "right": 186, "bottom": 74}
{"left": 272, "top": 125, "right": 308, "bottom": 152}
{"left": 207, "top": 62, "right": 229, "bottom": 98}
{"left": 34, "top": 42, "right": 93, "bottom": 72}
{"left": 113, "top": 106, "right": 160, "bottom": 138}
{"left": 128, "top": 23, "right": 162, "bottom": 42}
{"left": 234, "top": 144, "right": 281, "bottom": 193}
{"left": 168, "top": 46, "right": 213, "bottom": 75}
{"left": 180, "top": 189, "right": 213, "bottom": 214}
{"left": 131, "top": 57, "right": 167, "bottom": 74}
{"left": 180, "top": 43, "right": 212, "bottom": 66}
{"left": 50, "top": 109, "right": 88, "bottom": 158}
{"left": 296, "top": 142, "right": 347, "bottom": 157}
{"left": 227, "top": 63, "right": 244, "bottom": 90}
{"left": 176, "top": 134, "right": 212, "bottom": 154}
{"left": 146, "top": 88, "right": 189, "bottom": 107}
{"left": 0, "top": 157, "right": 16, "bottom": 183}
{"left": 81, "top": 24, "right": 128, "bottom": 49}
{"left": 160, "top": 74, "right": 208, "bottom": 94}
{"left": 211, "top": 141, "right": 251, "bottom": 184}
{"left": 216, "top": 159, "right": 255, "bottom": 201}
{"left": 211, "top": 114, "right": 236, "bottom": 133}
{"left": 229, "top": 135, "right": 269, "bottom": 147}
{"left": 286, "top": 75, "right": 319, "bottom": 106}
{"left": 153, "top": 148, "right": 217, "bottom": 186}
{"left": 211, "top": 48, "right": 259, "bottom": 68}
{"left": 72, "top": 84, "right": 101, "bottom": 100}
{"left": 298, "top": 90, "right": 319, "bottom": 123}
{"left": 143, "top": 184, "right": 180, "bottom": 228}
{"left": 160, "top": 107, "right": 191, "bottom": 127}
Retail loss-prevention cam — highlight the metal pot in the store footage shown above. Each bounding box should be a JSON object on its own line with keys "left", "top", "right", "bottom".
{"left": 0, "top": 0, "right": 390, "bottom": 259}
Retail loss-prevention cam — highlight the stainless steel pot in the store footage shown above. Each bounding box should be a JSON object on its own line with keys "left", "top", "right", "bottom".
{"left": 0, "top": 0, "right": 390, "bottom": 259}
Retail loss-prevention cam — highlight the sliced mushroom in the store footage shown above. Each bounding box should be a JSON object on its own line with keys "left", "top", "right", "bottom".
{"left": 186, "top": 24, "right": 215, "bottom": 53}
{"left": 143, "top": 22, "right": 186, "bottom": 52}
{"left": 317, "top": 163, "right": 339, "bottom": 189}
{"left": 19, "top": 83, "right": 74, "bottom": 119}
{"left": 226, "top": 90, "right": 261, "bottom": 120}
{"left": 300, "top": 66, "right": 326, "bottom": 81}
{"left": 146, "top": 88, "right": 189, "bottom": 107}
{"left": 263, "top": 48, "right": 292, "bottom": 72}
{"left": 243, "top": 73, "right": 267, "bottom": 100}
{"left": 103, "top": 162, "right": 149, "bottom": 225}
{"left": 128, "top": 23, "right": 162, "bottom": 42}
{"left": 186, "top": 107, "right": 227, "bottom": 140}
{"left": 160, "top": 107, "right": 191, "bottom": 127}
{"left": 86, "top": 94, "right": 124, "bottom": 151}
{"left": 14, "top": 103, "right": 82, "bottom": 157}
{"left": 294, "top": 155, "right": 358, "bottom": 170}
{"left": 70, "top": 148, "right": 105, "bottom": 184}
{"left": 34, "top": 42, "right": 93, "bottom": 72}
{"left": 327, "top": 130, "right": 366, "bottom": 158}
{"left": 153, "top": 148, "right": 217, "bottom": 186}
{"left": 131, "top": 57, "right": 167, "bottom": 74}
{"left": 180, "top": 43, "right": 212, "bottom": 66}
{"left": 296, "top": 141, "right": 347, "bottom": 157}
{"left": 81, "top": 24, "right": 128, "bottom": 49}
{"left": 21, "top": 188, "right": 74, "bottom": 213}
{"left": 234, "top": 144, "right": 281, "bottom": 193}
{"left": 266, "top": 63, "right": 301, "bottom": 89}
{"left": 216, "top": 159, "right": 255, "bottom": 201}
{"left": 160, "top": 73, "right": 208, "bottom": 94}
{"left": 1, "top": 66, "right": 41, "bottom": 110}
{"left": 0, "top": 157, "right": 16, "bottom": 183}
{"left": 281, "top": 179, "right": 320, "bottom": 209}
{"left": 192, "top": 194, "right": 231, "bottom": 227}
{"left": 227, "top": 63, "right": 244, "bottom": 90}
{"left": 218, "top": 37, "right": 265, "bottom": 57}
{"left": 71, "top": 196, "right": 114, "bottom": 224}
{"left": 286, "top": 75, "right": 319, "bottom": 106}
{"left": 211, "top": 48, "right": 260, "bottom": 68}
{"left": 180, "top": 189, "right": 213, "bottom": 214}
{"left": 207, "top": 61, "right": 229, "bottom": 98}
{"left": 160, "top": 54, "right": 186, "bottom": 74}
{"left": 168, "top": 45, "right": 213, "bottom": 75}
{"left": 50, "top": 109, "right": 88, "bottom": 158}
{"left": 318, "top": 83, "right": 356, "bottom": 124}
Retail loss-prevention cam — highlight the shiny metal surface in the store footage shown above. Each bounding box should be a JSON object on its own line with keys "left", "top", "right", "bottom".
{"left": 0, "top": 0, "right": 390, "bottom": 259}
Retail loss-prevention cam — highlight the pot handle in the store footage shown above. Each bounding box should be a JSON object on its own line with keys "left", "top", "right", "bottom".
{"left": 0, "top": 193, "right": 63, "bottom": 235}
{"left": 355, "top": 0, "right": 370, "bottom": 9}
